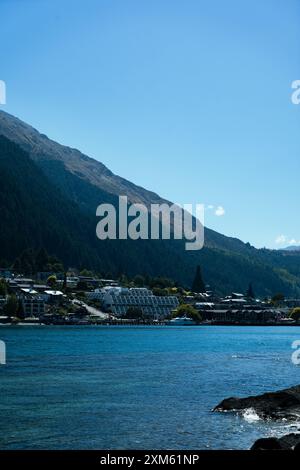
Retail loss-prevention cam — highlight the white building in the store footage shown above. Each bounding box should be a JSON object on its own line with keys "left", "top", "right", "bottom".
{"left": 44, "top": 290, "right": 65, "bottom": 304}
{"left": 87, "top": 287, "right": 179, "bottom": 318}
{"left": 20, "top": 289, "right": 45, "bottom": 317}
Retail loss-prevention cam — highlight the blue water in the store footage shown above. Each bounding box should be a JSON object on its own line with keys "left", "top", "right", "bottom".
{"left": 0, "top": 325, "right": 300, "bottom": 450}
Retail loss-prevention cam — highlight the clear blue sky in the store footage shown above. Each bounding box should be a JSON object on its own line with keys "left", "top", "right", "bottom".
{"left": 1, "top": 0, "right": 299, "bottom": 248}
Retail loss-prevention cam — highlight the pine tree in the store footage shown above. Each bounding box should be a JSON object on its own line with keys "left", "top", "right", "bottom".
{"left": 3, "top": 295, "right": 18, "bottom": 317}
{"left": 63, "top": 272, "right": 67, "bottom": 291}
{"left": 191, "top": 265, "right": 206, "bottom": 293}
{"left": 246, "top": 282, "right": 255, "bottom": 299}
{"left": 0, "top": 279, "right": 7, "bottom": 296}
{"left": 35, "top": 248, "right": 49, "bottom": 272}
{"left": 12, "top": 257, "right": 22, "bottom": 273}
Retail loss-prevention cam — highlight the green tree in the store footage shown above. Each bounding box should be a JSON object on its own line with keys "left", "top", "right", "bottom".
{"left": 77, "top": 281, "right": 88, "bottom": 291}
{"left": 47, "top": 275, "right": 57, "bottom": 288}
{"left": 271, "top": 293, "right": 285, "bottom": 306}
{"left": 133, "top": 275, "right": 145, "bottom": 287}
{"left": 191, "top": 265, "right": 206, "bottom": 293}
{"left": 12, "top": 257, "right": 22, "bottom": 273}
{"left": 119, "top": 274, "right": 129, "bottom": 286}
{"left": 125, "top": 307, "right": 144, "bottom": 319}
{"left": 80, "top": 269, "right": 94, "bottom": 277}
{"left": 62, "top": 272, "right": 67, "bottom": 291}
{"left": 152, "top": 287, "right": 168, "bottom": 297}
{"left": 18, "top": 249, "right": 36, "bottom": 275}
{"left": 173, "top": 304, "right": 202, "bottom": 323}
{"left": 289, "top": 308, "right": 300, "bottom": 322}
{"left": 76, "top": 291, "right": 86, "bottom": 299}
{"left": 35, "top": 247, "right": 49, "bottom": 272}
{"left": 3, "top": 295, "right": 18, "bottom": 317}
{"left": 0, "top": 278, "right": 7, "bottom": 297}
{"left": 149, "top": 277, "right": 174, "bottom": 289}
{"left": 246, "top": 283, "right": 255, "bottom": 299}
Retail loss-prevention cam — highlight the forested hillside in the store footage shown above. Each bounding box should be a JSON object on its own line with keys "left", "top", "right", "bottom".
{"left": 1, "top": 111, "right": 300, "bottom": 296}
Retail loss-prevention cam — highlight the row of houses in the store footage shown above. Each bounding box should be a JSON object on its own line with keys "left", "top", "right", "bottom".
{"left": 85, "top": 287, "right": 292, "bottom": 322}
{"left": 192, "top": 292, "right": 289, "bottom": 324}
{"left": 19, "top": 289, "right": 65, "bottom": 316}
{"left": 1, "top": 275, "right": 179, "bottom": 320}
{"left": 0, "top": 270, "right": 298, "bottom": 323}
{"left": 0, "top": 278, "right": 66, "bottom": 317}
{"left": 198, "top": 308, "right": 285, "bottom": 324}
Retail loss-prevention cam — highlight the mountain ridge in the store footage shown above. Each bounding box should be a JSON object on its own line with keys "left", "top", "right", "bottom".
{"left": 0, "top": 111, "right": 256, "bottom": 252}
{"left": 0, "top": 110, "right": 300, "bottom": 296}
{"left": 0, "top": 110, "right": 169, "bottom": 207}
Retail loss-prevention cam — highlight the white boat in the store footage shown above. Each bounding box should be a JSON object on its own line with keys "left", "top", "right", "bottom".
{"left": 166, "top": 316, "right": 196, "bottom": 326}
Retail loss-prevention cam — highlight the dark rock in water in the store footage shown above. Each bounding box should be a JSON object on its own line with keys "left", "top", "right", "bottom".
{"left": 251, "top": 433, "right": 300, "bottom": 450}
{"left": 251, "top": 437, "right": 284, "bottom": 450}
{"left": 294, "top": 442, "right": 300, "bottom": 451}
{"left": 213, "top": 385, "right": 300, "bottom": 420}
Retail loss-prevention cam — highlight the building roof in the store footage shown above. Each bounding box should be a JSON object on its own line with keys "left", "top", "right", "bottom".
{"left": 44, "top": 290, "right": 64, "bottom": 296}
{"left": 222, "top": 298, "right": 247, "bottom": 303}
{"left": 21, "top": 288, "right": 38, "bottom": 295}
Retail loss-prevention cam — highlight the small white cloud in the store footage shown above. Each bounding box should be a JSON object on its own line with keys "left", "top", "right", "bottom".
{"left": 288, "top": 239, "right": 300, "bottom": 246}
{"left": 207, "top": 204, "right": 214, "bottom": 210}
{"left": 215, "top": 206, "right": 225, "bottom": 217}
{"left": 275, "top": 235, "right": 287, "bottom": 245}
{"left": 275, "top": 235, "right": 300, "bottom": 246}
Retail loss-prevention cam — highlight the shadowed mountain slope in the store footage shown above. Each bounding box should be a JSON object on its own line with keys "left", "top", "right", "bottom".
{"left": 0, "top": 110, "right": 299, "bottom": 296}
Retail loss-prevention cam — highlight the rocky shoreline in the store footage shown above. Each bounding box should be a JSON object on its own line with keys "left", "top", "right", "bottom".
{"left": 214, "top": 384, "right": 300, "bottom": 450}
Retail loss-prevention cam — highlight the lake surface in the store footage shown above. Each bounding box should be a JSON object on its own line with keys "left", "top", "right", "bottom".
{"left": 0, "top": 325, "right": 300, "bottom": 450}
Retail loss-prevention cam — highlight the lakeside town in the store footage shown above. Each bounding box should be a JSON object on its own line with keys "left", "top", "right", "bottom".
{"left": 0, "top": 265, "right": 300, "bottom": 327}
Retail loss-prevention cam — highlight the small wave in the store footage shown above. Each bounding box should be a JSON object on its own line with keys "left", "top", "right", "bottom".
{"left": 277, "top": 422, "right": 300, "bottom": 435}
{"left": 231, "top": 354, "right": 265, "bottom": 360}
{"left": 242, "top": 408, "right": 261, "bottom": 423}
